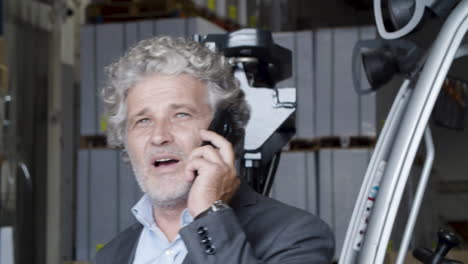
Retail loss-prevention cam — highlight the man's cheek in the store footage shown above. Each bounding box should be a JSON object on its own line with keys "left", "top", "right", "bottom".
{"left": 193, "top": 128, "right": 204, "bottom": 146}
{"left": 178, "top": 128, "right": 202, "bottom": 148}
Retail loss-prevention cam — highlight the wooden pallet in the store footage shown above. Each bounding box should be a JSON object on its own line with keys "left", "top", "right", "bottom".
{"left": 289, "top": 136, "right": 376, "bottom": 151}
{"left": 79, "top": 135, "right": 108, "bottom": 149}
{"left": 85, "top": 0, "right": 241, "bottom": 31}
{"left": 85, "top": 0, "right": 186, "bottom": 23}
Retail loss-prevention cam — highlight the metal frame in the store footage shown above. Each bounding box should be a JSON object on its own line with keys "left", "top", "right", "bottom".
{"left": 340, "top": 0, "right": 468, "bottom": 262}
{"left": 340, "top": 79, "right": 413, "bottom": 263}
{"left": 396, "top": 128, "right": 435, "bottom": 264}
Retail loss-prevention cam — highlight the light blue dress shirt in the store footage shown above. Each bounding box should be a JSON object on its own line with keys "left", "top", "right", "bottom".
{"left": 132, "top": 195, "right": 194, "bottom": 264}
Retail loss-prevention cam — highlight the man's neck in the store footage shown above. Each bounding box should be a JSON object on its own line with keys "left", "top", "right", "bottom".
{"left": 152, "top": 203, "right": 187, "bottom": 243}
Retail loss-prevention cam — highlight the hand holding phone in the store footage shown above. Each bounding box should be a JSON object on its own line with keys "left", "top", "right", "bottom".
{"left": 202, "top": 107, "right": 235, "bottom": 146}
{"left": 186, "top": 108, "right": 240, "bottom": 217}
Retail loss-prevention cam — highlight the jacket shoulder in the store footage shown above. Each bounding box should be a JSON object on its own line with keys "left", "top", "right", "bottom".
{"left": 252, "top": 194, "right": 335, "bottom": 259}
{"left": 251, "top": 191, "right": 318, "bottom": 219}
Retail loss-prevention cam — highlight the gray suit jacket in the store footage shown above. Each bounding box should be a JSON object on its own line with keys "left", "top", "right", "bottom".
{"left": 96, "top": 183, "right": 335, "bottom": 264}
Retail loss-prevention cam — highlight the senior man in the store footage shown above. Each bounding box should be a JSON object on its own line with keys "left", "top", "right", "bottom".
{"left": 96, "top": 36, "right": 334, "bottom": 264}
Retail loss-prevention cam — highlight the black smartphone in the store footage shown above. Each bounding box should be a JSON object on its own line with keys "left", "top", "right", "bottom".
{"left": 202, "top": 108, "right": 234, "bottom": 146}
{"left": 195, "top": 108, "right": 235, "bottom": 177}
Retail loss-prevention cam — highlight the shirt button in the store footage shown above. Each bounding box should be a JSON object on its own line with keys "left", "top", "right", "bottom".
{"left": 201, "top": 236, "right": 212, "bottom": 245}
{"left": 197, "top": 226, "right": 208, "bottom": 236}
{"left": 165, "top": 249, "right": 173, "bottom": 256}
{"left": 205, "top": 245, "right": 216, "bottom": 255}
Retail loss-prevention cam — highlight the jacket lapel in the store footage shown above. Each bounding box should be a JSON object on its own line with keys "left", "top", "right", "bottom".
{"left": 182, "top": 255, "right": 192, "bottom": 264}
{"left": 113, "top": 223, "right": 143, "bottom": 264}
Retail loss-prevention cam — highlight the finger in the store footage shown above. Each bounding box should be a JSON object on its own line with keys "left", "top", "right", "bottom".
{"left": 185, "top": 158, "right": 221, "bottom": 178}
{"left": 189, "top": 145, "right": 224, "bottom": 165}
{"left": 200, "top": 129, "right": 235, "bottom": 164}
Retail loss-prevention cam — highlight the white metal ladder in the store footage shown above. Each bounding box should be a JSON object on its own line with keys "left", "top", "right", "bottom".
{"left": 339, "top": 1, "right": 468, "bottom": 263}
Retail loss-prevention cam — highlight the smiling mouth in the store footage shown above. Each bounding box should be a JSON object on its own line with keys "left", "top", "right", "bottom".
{"left": 153, "top": 158, "right": 180, "bottom": 167}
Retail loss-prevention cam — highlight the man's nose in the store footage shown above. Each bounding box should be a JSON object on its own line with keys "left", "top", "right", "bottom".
{"left": 150, "top": 120, "right": 174, "bottom": 146}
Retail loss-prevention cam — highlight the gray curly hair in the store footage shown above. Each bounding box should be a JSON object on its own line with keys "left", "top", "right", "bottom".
{"left": 101, "top": 36, "right": 250, "bottom": 157}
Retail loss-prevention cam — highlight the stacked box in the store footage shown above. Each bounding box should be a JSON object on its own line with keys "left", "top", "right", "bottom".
{"left": 80, "top": 25, "right": 97, "bottom": 136}
{"left": 214, "top": 0, "right": 226, "bottom": 20}
{"left": 270, "top": 152, "right": 318, "bottom": 214}
{"left": 96, "top": 23, "right": 125, "bottom": 133}
{"left": 314, "top": 26, "right": 377, "bottom": 138}
{"left": 315, "top": 28, "right": 333, "bottom": 137}
{"left": 317, "top": 149, "right": 371, "bottom": 259}
{"left": 332, "top": 149, "right": 371, "bottom": 258}
{"left": 0, "top": 227, "right": 14, "bottom": 264}
{"left": 333, "top": 28, "right": 360, "bottom": 136}
{"left": 76, "top": 149, "right": 142, "bottom": 261}
{"left": 270, "top": 27, "right": 377, "bottom": 140}
{"left": 295, "top": 31, "right": 315, "bottom": 139}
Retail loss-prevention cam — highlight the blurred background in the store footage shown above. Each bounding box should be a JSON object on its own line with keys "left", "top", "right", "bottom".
{"left": 0, "top": 0, "right": 467, "bottom": 263}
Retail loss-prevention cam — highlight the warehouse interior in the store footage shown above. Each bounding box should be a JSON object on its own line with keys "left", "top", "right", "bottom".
{"left": 1, "top": 0, "right": 468, "bottom": 263}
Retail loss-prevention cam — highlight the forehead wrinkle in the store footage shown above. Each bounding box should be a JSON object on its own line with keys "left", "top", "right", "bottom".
{"left": 127, "top": 106, "right": 149, "bottom": 121}
{"left": 126, "top": 73, "right": 213, "bottom": 118}
{"left": 169, "top": 103, "right": 198, "bottom": 113}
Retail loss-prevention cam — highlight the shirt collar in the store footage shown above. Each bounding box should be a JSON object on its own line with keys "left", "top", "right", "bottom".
{"left": 180, "top": 208, "right": 194, "bottom": 227}
{"left": 132, "top": 194, "right": 194, "bottom": 229}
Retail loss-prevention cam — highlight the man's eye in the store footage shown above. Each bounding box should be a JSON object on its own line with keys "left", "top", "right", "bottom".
{"left": 136, "top": 118, "right": 150, "bottom": 124}
{"left": 175, "top": 113, "right": 190, "bottom": 118}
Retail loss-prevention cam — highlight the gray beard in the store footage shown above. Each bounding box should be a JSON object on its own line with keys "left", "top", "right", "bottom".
{"left": 127, "top": 146, "right": 192, "bottom": 210}
{"left": 132, "top": 165, "right": 193, "bottom": 210}
{"left": 149, "top": 188, "right": 190, "bottom": 209}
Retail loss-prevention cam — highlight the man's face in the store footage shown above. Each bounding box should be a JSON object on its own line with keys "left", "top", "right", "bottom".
{"left": 125, "top": 73, "right": 213, "bottom": 208}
